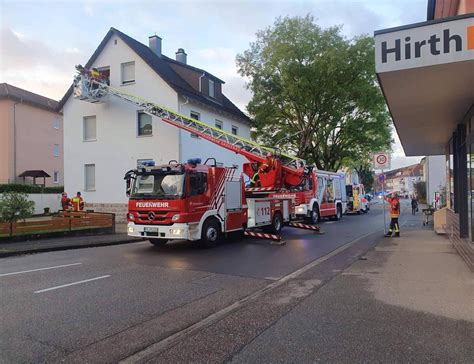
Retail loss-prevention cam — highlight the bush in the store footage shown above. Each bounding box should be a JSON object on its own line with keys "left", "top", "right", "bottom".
{"left": 0, "top": 184, "right": 64, "bottom": 194}
{"left": 0, "top": 192, "right": 35, "bottom": 223}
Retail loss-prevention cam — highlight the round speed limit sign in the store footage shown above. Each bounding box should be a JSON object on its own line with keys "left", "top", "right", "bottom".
{"left": 373, "top": 153, "right": 390, "bottom": 169}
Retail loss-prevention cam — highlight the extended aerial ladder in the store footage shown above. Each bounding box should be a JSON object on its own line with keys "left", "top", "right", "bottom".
{"left": 73, "top": 71, "right": 310, "bottom": 191}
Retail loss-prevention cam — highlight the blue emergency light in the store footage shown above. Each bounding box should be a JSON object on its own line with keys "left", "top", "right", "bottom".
{"left": 142, "top": 160, "right": 155, "bottom": 167}
{"left": 187, "top": 158, "right": 202, "bottom": 165}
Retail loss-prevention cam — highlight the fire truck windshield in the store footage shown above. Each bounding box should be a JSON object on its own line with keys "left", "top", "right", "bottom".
{"left": 130, "top": 172, "right": 184, "bottom": 199}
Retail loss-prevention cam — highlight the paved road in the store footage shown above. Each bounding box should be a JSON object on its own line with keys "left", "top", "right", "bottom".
{"left": 0, "top": 201, "right": 388, "bottom": 363}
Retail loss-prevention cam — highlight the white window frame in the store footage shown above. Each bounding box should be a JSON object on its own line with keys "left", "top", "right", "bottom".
{"left": 53, "top": 144, "right": 60, "bottom": 157}
{"left": 53, "top": 171, "right": 60, "bottom": 184}
{"left": 137, "top": 111, "right": 153, "bottom": 137}
{"left": 190, "top": 111, "right": 200, "bottom": 138}
{"left": 231, "top": 125, "right": 238, "bottom": 136}
{"left": 209, "top": 79, "right": 215, "bottom": 98}
{"left": 83, "top": 115, "right": 97, "bottom": 142}
{"left": 215, "top": 119, "right": 223, "bottom": 130}
{"left": 121, "top": 61, "right": 135, "bottom": 85}
{"left": 84, "top": 164, "right": 96, "bottom": 191}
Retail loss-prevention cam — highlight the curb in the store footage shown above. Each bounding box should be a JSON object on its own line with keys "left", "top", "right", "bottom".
{"left": 0, "top": 238, "right": 143, "bottom": 258}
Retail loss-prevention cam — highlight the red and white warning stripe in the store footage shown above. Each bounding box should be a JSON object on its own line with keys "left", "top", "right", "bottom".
{"left": 289, "top": 222, "right": 321, "bottom": 231}
{"left": 246, "top": 187, "right": 275, "bottom": 192}
{"left": 244, "top": 230, "right": 281, "bottom": 242}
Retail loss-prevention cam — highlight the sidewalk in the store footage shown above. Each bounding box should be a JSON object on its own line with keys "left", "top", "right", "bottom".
{"left": 0, "top": 233, "right": 142, "bottom": 257}
{"left": 232, "top": 226, "right": 474, "bottom": 362}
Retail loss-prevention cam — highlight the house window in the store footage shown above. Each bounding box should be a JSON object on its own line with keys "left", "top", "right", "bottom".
{"left": 53, "top": 144, "right": 60, "bottom": 157}
{"left": 53, "top": 171, "right": 60, "bottom": 184}
{"left": 215, "top": 119, "right": 223, "bottom": 130}
{"left": 84, "top": 164, "right": 95, "bottom": 191}
{"left": 209, "top": 79, "right": 215, "bottom": 98}
{"left": 138, "top": 112, "right": 152, "bottom": 136}
{"left": 190, "top": 111, "right": 200, "bottom": 138}
{"left": 83, "top": 115, "right": 97, "bottom": 141}
{"left": 121, "top": 61, "right": 135, "bottom": 84}
{"left": 53, "top": 116, "right": 60, "bottom": 129}
{"left": 231, "top": 125, "right": 238, "bottom": 136}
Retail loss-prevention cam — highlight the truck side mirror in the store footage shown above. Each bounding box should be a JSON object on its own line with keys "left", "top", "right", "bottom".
{"left": 125, "top": 178, "right": 131, "bottom": 197}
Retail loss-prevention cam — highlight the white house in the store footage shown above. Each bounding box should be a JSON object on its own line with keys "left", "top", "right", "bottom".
{"left": 58, "top": 28, "right": 252, "bottom": 221}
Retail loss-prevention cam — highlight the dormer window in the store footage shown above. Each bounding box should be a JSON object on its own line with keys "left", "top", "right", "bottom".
{"left": 208, "top": 79, "right": 215, "bottom": 98}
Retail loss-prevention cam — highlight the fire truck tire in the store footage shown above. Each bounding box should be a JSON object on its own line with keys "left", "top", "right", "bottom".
{"left": 334, "top": 205, "right": 342, "bottom": 221}
{"left": 308, "top": 204, "right": 319, "bottom": 224}
{"left": 200, "top": 218, "right": 221, "bottom": 248}
{"left": 149, "top": 239, "right": 168, "bottom": 247}
{"left": 265, "top": 212, "right": 283, "bottom": 235}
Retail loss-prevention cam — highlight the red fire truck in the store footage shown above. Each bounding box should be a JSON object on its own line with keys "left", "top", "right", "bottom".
{"left": 294, "top": 170, "right": 347, "bottom": 223}
{"left": 73, "top": 72, "right": 315, "bottom": 247}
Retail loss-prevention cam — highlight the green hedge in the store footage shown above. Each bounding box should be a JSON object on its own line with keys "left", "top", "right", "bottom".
{"left": 0, "top": 184, "right": 64, "bottom": 194}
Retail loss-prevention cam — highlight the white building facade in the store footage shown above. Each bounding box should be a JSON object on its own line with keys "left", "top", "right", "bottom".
{"left": 59, "top": 28, "right": 251, "bottom": 222}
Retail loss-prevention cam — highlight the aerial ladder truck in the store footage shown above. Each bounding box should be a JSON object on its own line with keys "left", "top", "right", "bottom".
{"left": 73, "top": 71, "right": 321, "bottom": 247}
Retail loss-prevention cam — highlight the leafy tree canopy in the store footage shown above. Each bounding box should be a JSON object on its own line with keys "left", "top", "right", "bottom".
{"left": 0, "top": 192, "right": 35, "bottom": 223}
{"left": 237, "top": 15, "right": 392, "bottom": 171}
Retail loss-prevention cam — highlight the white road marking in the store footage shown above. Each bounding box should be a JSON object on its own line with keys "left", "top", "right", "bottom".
{"left": 34, "top": 275, "right": 110, "bottom": 294}
{"left": 0, "top": 263, "right": 82, "bottom": 277}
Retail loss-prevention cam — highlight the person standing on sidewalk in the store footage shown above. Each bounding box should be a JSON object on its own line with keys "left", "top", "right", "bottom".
{"left": 411, "top": 195, "right": 418, "bottom": 215}
{"left": 71, "top": 192, "right": 84, "bottom": 211}
{"left": 385, "top": 192, "right": 401, "bottom": 237}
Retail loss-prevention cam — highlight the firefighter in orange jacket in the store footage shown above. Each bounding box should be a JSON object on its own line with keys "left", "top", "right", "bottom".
{"left": 71, "top": 192, "right": 84, "bottom": 211}
{"left": 250, "top": 152, "right": 275, "bottom": 187}
{"left": 385, "top": 192, "right": 401, "bottom": 237}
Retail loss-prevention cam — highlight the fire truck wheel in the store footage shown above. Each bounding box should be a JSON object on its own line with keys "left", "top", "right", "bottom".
{"left": 149, "top": 239, "right": 168, "bottom": 247}
{"left": 201, "top": 219, "right": 221, "bottom": 248}
{"left": 308, "top": 205, "right": 319, "bottom": 224}
{"left": 269, "top": 212, "right": 283, "bottom": 235}
{"left": 334, "top": 205, "right": 342, "bottom": 221}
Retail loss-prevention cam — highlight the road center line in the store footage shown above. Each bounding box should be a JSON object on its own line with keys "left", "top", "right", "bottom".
{"left": 0, "top": 263, "right": 82, "bottom": 277}
{"left": 34, "top": 275, "right": 110, "bottom": 294}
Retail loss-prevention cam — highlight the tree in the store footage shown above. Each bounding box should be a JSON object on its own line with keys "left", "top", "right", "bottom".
{"left": 0, "top": 192, "right": 35, "bottom": 223}
{"left": 237, "top": 15, "right": 392, "bottom": 171}
{"left": 413, "top": 181, "right": 427, "bottom": 204}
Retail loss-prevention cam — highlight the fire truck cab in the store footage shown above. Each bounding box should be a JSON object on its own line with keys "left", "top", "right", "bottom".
{"left": 295, "top": 170, "right": 346, "bottom": 223}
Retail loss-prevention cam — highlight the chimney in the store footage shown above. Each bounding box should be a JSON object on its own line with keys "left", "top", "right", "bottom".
{"left": 149, "top": 35, "right": 162, "bottom": 57}
{"left": 175, "top": 48, "right": 187, "bottom": 64}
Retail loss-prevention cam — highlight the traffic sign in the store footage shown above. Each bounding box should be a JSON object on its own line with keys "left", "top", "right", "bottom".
{"left": 373, "top": 152, "right": 390, "bottom": 170}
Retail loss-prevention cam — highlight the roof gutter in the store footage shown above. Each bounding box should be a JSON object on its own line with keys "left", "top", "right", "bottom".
{"left": 198, "top": 72, "right": 205, "bottom": 92}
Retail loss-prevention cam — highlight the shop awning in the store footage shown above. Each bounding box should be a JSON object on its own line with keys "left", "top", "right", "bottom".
{"left": 375, "top": 14, "right": 474, "bottom": 156}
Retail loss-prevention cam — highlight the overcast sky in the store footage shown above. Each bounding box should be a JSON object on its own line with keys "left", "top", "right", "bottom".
{"left": 0, "top": 0, "right": 428, "bottom": 169}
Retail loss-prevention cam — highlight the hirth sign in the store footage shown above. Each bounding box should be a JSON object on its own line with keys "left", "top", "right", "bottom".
{"left": 373, "top": 152, "right": 391, "bottom": 170}
{"left": 375, "top": 15, "right": 474, "bottom": 73}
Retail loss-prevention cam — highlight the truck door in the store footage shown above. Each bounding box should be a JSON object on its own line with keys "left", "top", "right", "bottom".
{"left": 225, "top": 181, "right": 244, "bottom": 231}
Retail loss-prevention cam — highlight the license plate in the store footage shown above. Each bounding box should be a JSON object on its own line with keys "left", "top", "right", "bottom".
{"left": 144, "top": 227, "right": 159, "bottom": 233}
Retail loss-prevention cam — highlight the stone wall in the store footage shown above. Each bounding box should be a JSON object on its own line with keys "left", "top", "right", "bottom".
{"left": 86, "top": 203, "right": 128, "bottom": 224}
{"left": 446, "top": 208, "right": 474, "bottom": 271}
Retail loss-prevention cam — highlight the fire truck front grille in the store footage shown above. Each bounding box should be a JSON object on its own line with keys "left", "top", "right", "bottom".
{"left": 135, "top": 210, "right": 176, "bottom": 225}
